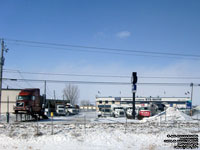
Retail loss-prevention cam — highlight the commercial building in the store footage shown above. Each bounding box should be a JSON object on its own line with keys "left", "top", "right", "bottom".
{"left": 1, "top": 89, "right": 21, "bottom": 113}
{"left": 96, "top": 96, "right": 190, "bottom": 112}
{"left": 80, "top": 105, "right": 96, "bottom": 111}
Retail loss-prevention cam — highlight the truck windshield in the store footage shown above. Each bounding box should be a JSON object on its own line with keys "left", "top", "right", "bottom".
{"left": 17, "top": 96, "right": 31, "bottom": 100}
{"left": 58, "top": 106, "right": 64, "bottom": 108}
{"left": 140, "top": 107, "right": 149, "bottom": 110}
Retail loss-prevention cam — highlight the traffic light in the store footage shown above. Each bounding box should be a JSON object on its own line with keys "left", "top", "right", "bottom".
{"left": 132, "top": 72, "right": 137, "bottom": 84}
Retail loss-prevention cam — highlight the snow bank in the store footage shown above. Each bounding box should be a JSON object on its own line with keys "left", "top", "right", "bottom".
{"left": 143, "top": 107, "right": 193, "bottom": 122}
{"left": 0, "top": 122, "right": 190, "bottom": 150}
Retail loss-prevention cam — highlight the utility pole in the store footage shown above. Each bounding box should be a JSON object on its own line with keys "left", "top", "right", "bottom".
{"left": 54, "top": 90, "right": 56, "bottom": 100}
{"left": 44, "top": 80, "right": 46, "bottom": 103}
{"left": 0, "top": 39, "right": 8, "bottom": 121}
{"left": 190, "top": 83, "right": 193, "bottom": 115}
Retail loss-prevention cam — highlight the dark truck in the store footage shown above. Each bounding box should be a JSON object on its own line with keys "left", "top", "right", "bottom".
{"left": 14, "top": 88, "right": 48, "bottom": 119}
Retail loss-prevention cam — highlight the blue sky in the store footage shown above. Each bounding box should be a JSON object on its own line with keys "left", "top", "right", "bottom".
{"left": 0, "top": 0, "right": 200, "bottom": 104}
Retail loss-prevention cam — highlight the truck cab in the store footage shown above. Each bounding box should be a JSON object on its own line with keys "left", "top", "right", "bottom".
{"left": 125, "top": 107, "right": 138, "bottom": 118}
{"left": 56, "top": 104, "right": 66, "bottom": 116}
{"left": 66, "top": 105, "right": 79, "bottom": 115}
{"left": 14, "top": 89, "right": 44, "bottom": 114}
{"left": 111, "top": 105, "right": 125, "bottom": 118}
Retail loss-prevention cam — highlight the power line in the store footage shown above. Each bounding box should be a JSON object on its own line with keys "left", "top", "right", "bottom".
{"left": 4, "top": 38, "right": 200, "bottom": 59}
{"left": 3, "top": 78, "right": 200, "bottom": 86}
{"left": 16, "top": 70, "right": 34, "bottom": 88}
{"left": 4, "top": 69, "right": 200, "bottom": 80}
{"left": 7, "top": 41, "right": 197, "bottom": 60}
{"left": 3, "top": 69, "right": 130, "bottom": 78}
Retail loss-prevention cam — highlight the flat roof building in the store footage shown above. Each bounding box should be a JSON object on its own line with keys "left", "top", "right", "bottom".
{"left": 1, "top": 88, "right": 21, "bottom": 113}
{"left": 96, "top": 96, "right": 190, "bottom": 112}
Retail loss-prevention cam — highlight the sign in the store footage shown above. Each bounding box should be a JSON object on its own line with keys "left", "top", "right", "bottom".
{"left": 186, "top": 100, "right": 192, "bottom": 109}
{"left": 132, "top": 84, "right": 137, "bottom": 93}
{"left": 51, "top": 112, "right": 54, "bottom": 117}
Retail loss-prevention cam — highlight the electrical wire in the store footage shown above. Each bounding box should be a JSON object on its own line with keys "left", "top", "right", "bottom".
{"left": 7, "top": 41, "right": 198, "bottom": 60}
{"left": 4, "top": 68, "right": 200, "bottom": 80}
{"left": 4, "top": 38, "right": 200, "bottom": 59}
{"left": 3, "top": 78, "right": 200, "bottom": 86}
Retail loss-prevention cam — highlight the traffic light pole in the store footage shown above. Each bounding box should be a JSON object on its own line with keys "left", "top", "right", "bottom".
{"left": 132, "top": 92, "right": 136, "bottom": 119}
{"left": 131, "top": 72, "right": 137, "bottom": 119}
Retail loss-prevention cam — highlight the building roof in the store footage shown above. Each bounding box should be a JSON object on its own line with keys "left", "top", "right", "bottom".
{"left": 2, "top": 88, "right": 22, "bottom": 91}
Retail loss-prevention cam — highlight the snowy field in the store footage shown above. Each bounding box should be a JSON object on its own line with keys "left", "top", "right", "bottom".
{"left": 0, "top": 108, "right": 199, "bottom": 150}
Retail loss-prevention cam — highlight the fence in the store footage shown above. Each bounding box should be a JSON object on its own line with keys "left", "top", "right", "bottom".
{"left": 0, "top": 110, "right": 199, "bottom": 137}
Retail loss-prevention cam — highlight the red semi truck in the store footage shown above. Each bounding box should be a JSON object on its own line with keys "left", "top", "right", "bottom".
{"left": 14, "top": 88, "right": 48, "bottom": 119}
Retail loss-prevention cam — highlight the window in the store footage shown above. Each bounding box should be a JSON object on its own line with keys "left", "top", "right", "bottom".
{"left": 112, "top": 101, "right": 115, "bottom": 104}
{"left": 99, "top": 101, "right": 102, "bottom": 104}
{"left": 32, "top": 96, "right": 36, "bottom": 101}
{"left": 102, "top": 108, "right": 111, "bottom": 112}
{"left": 17, "top": 96, "right": 31, "bottom": 100}
{"left": 105, "top": 101, "right": 108, "bottom": 104}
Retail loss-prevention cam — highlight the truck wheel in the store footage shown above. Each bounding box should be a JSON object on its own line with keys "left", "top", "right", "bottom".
{"left": 137, "top": 115, "right": 143, "bottom": 120}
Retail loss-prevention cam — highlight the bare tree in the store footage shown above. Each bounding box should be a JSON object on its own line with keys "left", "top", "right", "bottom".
{"left": 63, "top": 84, "right": 79, "bottom": 105}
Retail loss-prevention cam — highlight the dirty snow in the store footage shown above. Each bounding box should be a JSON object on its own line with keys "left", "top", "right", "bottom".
{"left": 0, "top": 121, "right": 199, "bottom": 150}
{"left": 143, "top": 107, "right": 193, "bottom": 122}
{"left": 0, "top": 110, "right": 199, "bottom": 150}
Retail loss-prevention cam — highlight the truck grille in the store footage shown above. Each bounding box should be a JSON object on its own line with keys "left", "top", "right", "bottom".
{"left": 120, "top": 112, "right": 124, "bottom": 115}
{"left": 16, "top": 102, "right": 24, "bottom": 107}
{"left": 59, "top": 110, "right": 64, "bottom": 113}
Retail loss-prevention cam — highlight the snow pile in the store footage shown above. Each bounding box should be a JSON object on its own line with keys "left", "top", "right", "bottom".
{"left": 143, "top": 107, "right": 193, "bottom": 122}
{"left": 1, "top": 122, "right": 195, "bottom": 150}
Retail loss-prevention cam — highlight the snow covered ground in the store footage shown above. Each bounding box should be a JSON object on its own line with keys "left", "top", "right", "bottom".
{"left": 0, "top": 109, "right": 199, "bottom": 150}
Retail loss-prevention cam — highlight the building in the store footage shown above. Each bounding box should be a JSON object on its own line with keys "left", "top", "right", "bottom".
{"left": 80, "top": 105, "right": 96, "bottom": 111}
{"left": 96, "top": 96, "right": 190, "bottom": 112}
{"left": 1, "top": 89, "right": 21, "bottom": 113}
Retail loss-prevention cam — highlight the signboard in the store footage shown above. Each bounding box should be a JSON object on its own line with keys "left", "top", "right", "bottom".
{"left": 51, "top": 112, "right": 54, "bottom": 117}
{"left": 132, "top": 84, "right": 137, "bottom": 93}
{"left": 186, "top": 100, "right": 192, "bottom": 109}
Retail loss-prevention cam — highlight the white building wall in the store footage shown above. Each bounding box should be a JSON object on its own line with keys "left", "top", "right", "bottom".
{"left": 1, "top": 89, "right": 21, "bottom": 113}
{"left": 96, "top": 96, "right": 189, "bottom": 112}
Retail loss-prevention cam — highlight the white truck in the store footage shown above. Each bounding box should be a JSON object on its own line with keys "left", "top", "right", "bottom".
{"left": 124, "top": 106, "right": 139, "bottom": 118}
{"left": 66, "top": 105, "right": 79, "bottom": 115}
{"left": 111, "top": 105, "right": 125, "bottom": 118}
{"left": 56, "top": 104, "right": 66, "bottom": 116}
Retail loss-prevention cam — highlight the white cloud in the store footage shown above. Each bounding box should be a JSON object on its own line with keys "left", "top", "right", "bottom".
{"left": 116, "top": 31, "right": 131, "bottom": 39}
